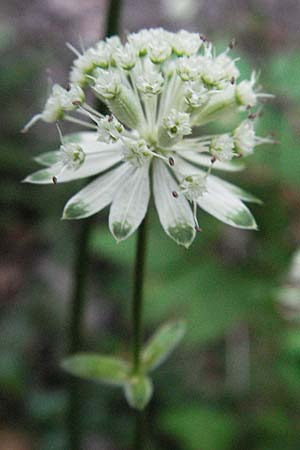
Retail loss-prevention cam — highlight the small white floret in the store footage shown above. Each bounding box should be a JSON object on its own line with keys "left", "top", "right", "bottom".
{"left": 163, "top": 109, "right": 192, "bottom": 139}
{"left": 97, "top": 115, "right": 124, "bottom": 143}
{"left": 210, "top": 134, "right": 235, "bottom": 162}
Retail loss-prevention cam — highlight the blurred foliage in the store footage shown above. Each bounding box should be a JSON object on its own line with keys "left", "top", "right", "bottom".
{"left": 1, "top": 4, "right": 300, "bottom": 450}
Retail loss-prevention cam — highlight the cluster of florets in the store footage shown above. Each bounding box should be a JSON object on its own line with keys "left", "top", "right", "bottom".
{"left": 24, "top": 29, "right": 274, "bottom": 247}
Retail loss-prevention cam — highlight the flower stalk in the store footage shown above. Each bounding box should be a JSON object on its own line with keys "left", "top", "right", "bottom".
{"left": 132, "top": 214, "right": 148, "bottom": 373}
{"left": 67, "top": 220, "right": 92, "bottom": 450}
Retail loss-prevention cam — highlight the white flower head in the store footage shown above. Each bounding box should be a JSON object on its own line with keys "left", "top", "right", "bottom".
{"left": 176, "top": 55, "right": 203, "bottom": 81}
{"left": 69, "top": 43, "right": 110, "bottom": 85}
{"left": 148, "top": 39, "right": 172, "bottom": 64}
{"left": 60, "top": 142, "right": 86, "bottom": 171}
{"left": 128, "top": 30, "right": 151, "bottom": 56}
{"left": 180, "top": 174, "right": 207, "bottom": 201}
{"left": 41, "top": 84, "right": 66, "bottom": 122}
{"left": 184, "top": 81, "right": 208, "bottom": 108}
{"left": 22, "top": 84, "right": 84, "bottom": 132}
{"left": 59, "top": 84, "right": 85, "bottom": 110}
{"left": 136, "top": 70, "right": 164, "bottom": 96}
{"left": 122, "top": 138, "right": 153, "bottom": 167}
{"left": 233, "top": 120, "right": 256, "bottom": 156}
{"left": 173, "top": 30, "right": 202, "bottom": 56}
{"left": 200, "top": 44, "right": 240, "bottom": 89}
{"left": 25, "top": 29, "right": 272, "bottom": 246}
{"left": 236, "top": 72, "right": 258, "bottom": 108}
{"left": 210, "top": 134, "right": 235, "bottom": 162}
{"left": 93, "top": 69, "right": 122, "bottom": 99}
{"left": 97, "top": 115, "right": 124, "bottom": 143}
{"left": 163, "top": 109, "right": 192, "bottom": 140}
{"left": 115, "top": 43, "right": 137, "bottom": 70}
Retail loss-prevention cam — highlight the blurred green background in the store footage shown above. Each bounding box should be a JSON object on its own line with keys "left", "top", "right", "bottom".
{"left": 1, "top": 0, "right": 300, "bottom": 449}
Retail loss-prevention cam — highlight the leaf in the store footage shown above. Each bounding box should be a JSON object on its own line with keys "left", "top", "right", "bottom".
{"left": 159, "top": 406, "right": 239, "bottom": 450}
{"left": 141, "top": 320, "right": 186, "bottom": 372}
{"left": 61, "top": 353, "right": 130, "bottom": 386}
{"left": 124, "top": 375, "right": 153, "bottom": 410}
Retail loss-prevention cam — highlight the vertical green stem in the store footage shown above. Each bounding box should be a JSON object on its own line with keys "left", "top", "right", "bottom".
{"left": 134, "top": 410, "right": 144, "bottom": 450}
{"left": 105, "top": 0, "right": 122, "bottom": 36}
{"left": 132, "top": 215, "right": 148, "bottom": 450}
{"left": 67, "top": 1, "right": 123, "bottom": 449}
{"left": 67, "top": 220, "right": 91, "bottom": 450}
{"left": 132, "top": 214, "right": 148, "bottom": 373}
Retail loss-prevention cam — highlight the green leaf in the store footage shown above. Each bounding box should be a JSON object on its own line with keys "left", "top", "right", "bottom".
{"left": 61, "top": 353, "right": 130, "bottom": 386}
{"left": 141, "top": 320, "right": 186, "bottom": 372}
{"left": 159, "top": 406, "right": 239, "bottom": 450}
{"left": 124, "top": 375, "right": 153, "bottom": 410}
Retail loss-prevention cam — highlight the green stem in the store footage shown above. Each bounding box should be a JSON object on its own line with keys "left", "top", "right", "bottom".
{"left": 132, "top": 215, "right": 148, "bottom": 450}
{"left": 66, "top": 1, "right": 123, "bottom": 449}
{"left": 105, "top": 0, "right": 122, "bottom": 36}
{"left": 67, "top": 220, "right": 92, "bottom": 450}
{"left": 132, "top": 214, "right": 149, "bottom": 373}
{"left": 134, "top": 410, "right": 144, "bottom": 450}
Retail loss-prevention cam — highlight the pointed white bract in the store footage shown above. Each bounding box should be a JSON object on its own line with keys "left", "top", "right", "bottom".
{"left": 24, "top": 29, "right": 273, "bottom": 246}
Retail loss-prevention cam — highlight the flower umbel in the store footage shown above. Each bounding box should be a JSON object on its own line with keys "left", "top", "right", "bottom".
{"left": 24, "top": 29, "right": 274, "bottom": 247}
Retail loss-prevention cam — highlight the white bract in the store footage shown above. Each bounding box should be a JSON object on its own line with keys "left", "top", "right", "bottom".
{"left": 24, "top": 29, "right": 273, "bottom": 248}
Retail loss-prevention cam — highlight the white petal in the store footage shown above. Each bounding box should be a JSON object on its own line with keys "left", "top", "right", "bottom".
{"left": 175, "top": 158, "right": 257, "bottom": 229}
{"left": 197, "top": 184, "right": 258, "bottom": 229}
{"left": 208, "top": 174, "right": 262, "bottom": 204}
{"left": 64, "top": 132, "right": 99, "bottom": 150}
{"left": 109, "top": 164, "right": 150, "bottom": 241}
{"left": 63, "top": 163, "right": 134, "bottom": 219}
{"left": 180, "top": 150, "right": 244, "bottom": 172}
{"left": 34, "top": 133, "right": 111, "bottom": 166}
{"left": 153, "top": 160, "right": 195, "bottom": 248}
{"left": 34, "top": 151, "right": 61, "bottom": 166}
{"left": 24, "top": 143, "right": 123, "bottom": 184}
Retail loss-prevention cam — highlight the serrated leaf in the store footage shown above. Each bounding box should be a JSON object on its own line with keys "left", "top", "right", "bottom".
{"left": 141, "top": 320, "right": 186, "bottom": 372}
{"left": 61, "top": 353, "right": 130, "bottom": 386}
{"left": 124, "top": 375, "right": 153, "bottom": 410}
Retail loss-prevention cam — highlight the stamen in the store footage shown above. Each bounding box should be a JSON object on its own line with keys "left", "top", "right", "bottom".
{"left": 172, "top": 190, "right": 179, "bottom": 198}
{"left": 193, "top": 201, "right": 201, "bottom": 230}
{"left": 64, "top": 114, "right": 98, "bottom": 129}
{"left": 21, "top": 114, "right": 42, "bottom": 133}
{"left": 82, "top": 103, "right": 103, "bottom": 117}
{"left": 168, "top": 156, "right": 175, "bottom": 166}
{"left": 66, "top": 42, "right": 82, "bottom": 57}
{"left": 228, "top": 38, "right": 237, "bottom": 50}
{"left": 52, "top": 176, "right": 57, "bottom": 184}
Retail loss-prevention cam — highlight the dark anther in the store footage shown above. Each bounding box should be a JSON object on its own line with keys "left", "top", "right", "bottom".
{"left": 169, "top": 156, "right": 175, "bottom": 166}
{"left": 108, "top": 115, "right": 114, "bottom": 122}
{"left": 72, "top": 100, "right": 81, "bottom": 106}
{"left": 52, "top": 176, "right": 58, "bottom": 184}
{"left": 172, "top": 191, "right": 179, "bottom": 198}
{"left": 200, "top": 35, "right": 207, "bottom": 42}
{"left": 248, "top": 113, "right": 256, "bottom": 120}
{"left": 195, "top": 225, "right": 203, "bottom": 232}
{"left": 229, "top": 38, "right": 237, "bottom": 49}
{"left": 211, "top": 156, "right": 216, "bottom": 164}
{"left": 230, "top": 76, "right": 235, "bottom": 85}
